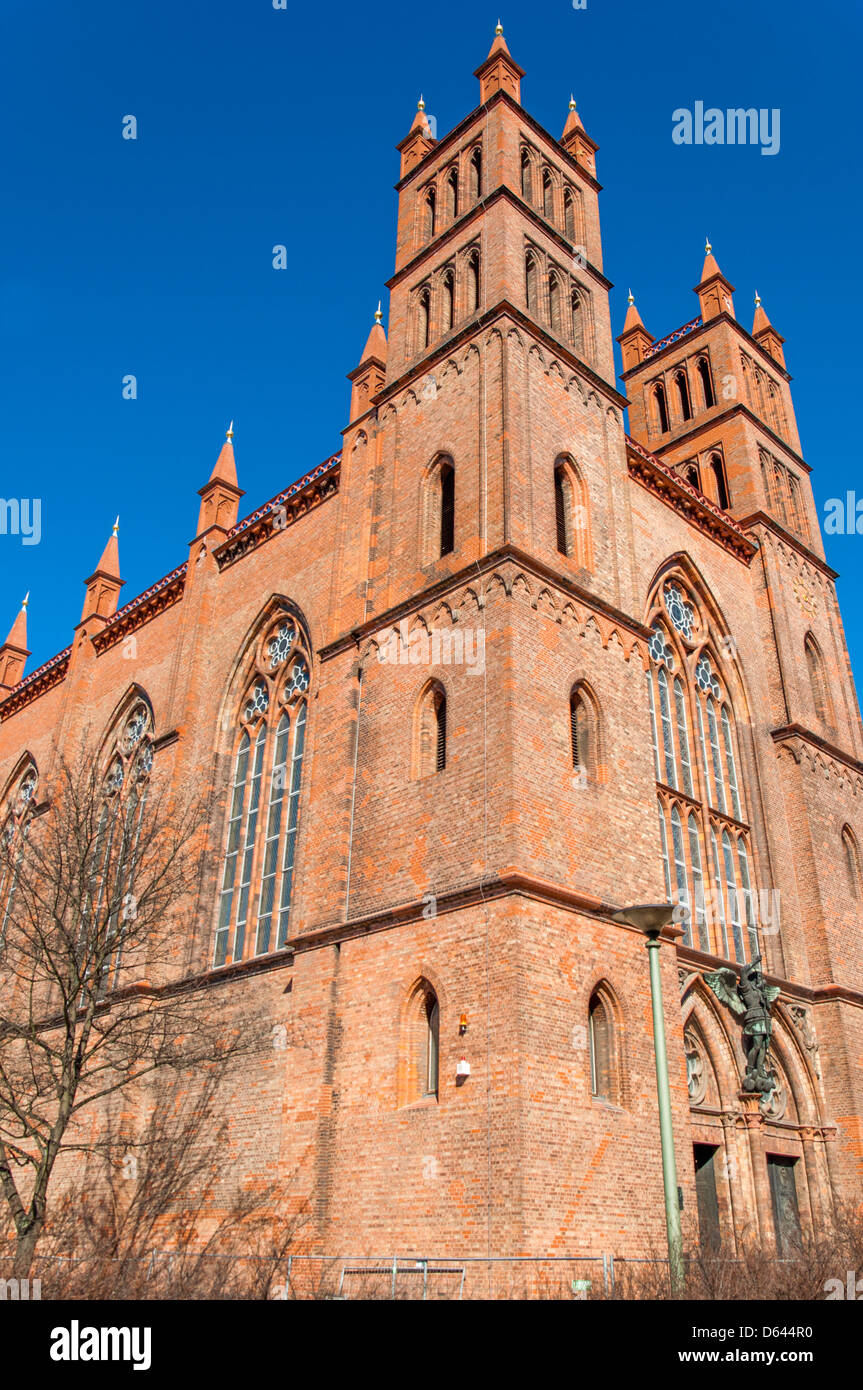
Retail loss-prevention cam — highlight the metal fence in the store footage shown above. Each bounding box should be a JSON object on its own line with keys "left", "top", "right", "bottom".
{"left": 19, "top": 1249, "right": 801, "bottom": 1300}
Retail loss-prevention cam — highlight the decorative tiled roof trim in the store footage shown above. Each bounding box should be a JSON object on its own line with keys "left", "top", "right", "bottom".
{"left": 625, "top": 434, "right": 755, "bottom": 564}
{"left": 215, "top": 452, "right": 341, "bottom": 571}
{"left": 643, "top": 316, "right": 703, "bottom": 359}
{"left": 0, "top": 647, "right": 71, "bottom": 718}
{"left": 92, "top": 563, "right": 189, "bottom": 654}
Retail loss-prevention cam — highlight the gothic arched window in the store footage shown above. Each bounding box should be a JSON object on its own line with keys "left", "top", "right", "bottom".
{"left": 441, "top": 269, "right": 455, "bottom": 333}
{"left": 564, "top": 186, "right": 576, "bottom": 240}
{"left": 542, "top": 167, "right": 554, "bottom": 221}
{"left": 445, "top": 166, "right": 458, "bottom": 222}
{"left": 588, "top": 989, "right": 618, "bottom": 1103}
{"left": 708, "top": 453, "right": 730, "bottom": 510}
{"left": 469, "top": 147, "right": 482, "bottom": 202}
{"left": 400, "top": 980, "right": 440, "bottom": 1105}
{"left": 652, "top": 382, "right": 669, "bottom": 435}
{"left": 85, "top": 702, "right": 155, "bottom": 996}
{"left": 439, "top": 460, "right": 455, "bottom": 556}
{"left": 697, "top": 356, "right": 715, "bottom": 409}
{"left": 525, "top": 251, "right": 539, "bottom": 314}
{"left": 674, "top": 369, "right": 692, "bottom": 422}
{"left": 422, "top": 455, "right": 456, "bottom": 564}
{"left": 417, "top": 286, "right": 431, "bottom": 351}
{"left": 467, "top": 250, "right": 480, "bottom": 314}
{"left": 571, "top": 288, "right": 584, "bottom": 353}
{"left": 842, "top": 826, "right": 860, "bottom": 900}
{"left": 520, "top": 148, "right": 532, "bottom": 201}
{"left": 553, "top": 456, "right": 591, "bottom": 568}
{"left": 804, "top": 633, "right": 835, "bottom": 734}
{"left": 414, "top": 681, "right": 447, "bottom": 779}
{"left": 0, "top": 764, "right": 38, "bottom": 943}
{"left": 569, "top": 685, "right": 597, "bottom": 780}
{"left": 549, "top": 270, "right": 563, "bottom": 334}
{"left": 423, "top": 186, "right": 436, "bottom": 242}
{"left": 647, "top": 583, "right": 757, "bottom": 961}
{"left": 214, "top": 619, "right": 310, "bottom": 967}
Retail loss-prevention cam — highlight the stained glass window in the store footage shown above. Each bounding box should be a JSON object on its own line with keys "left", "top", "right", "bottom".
{"left": 646, "top": 584, "right": 757, "bottom": 965}
{"left": 215, "top": 617, "right": 310, "bottom": 967}
{"left": 665, "top": 583, "right": 695, "bottom": 640}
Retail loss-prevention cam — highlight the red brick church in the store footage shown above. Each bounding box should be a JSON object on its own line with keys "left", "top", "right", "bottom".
{"left": 2, "top": 26, "right": 861, "bottom": 1268}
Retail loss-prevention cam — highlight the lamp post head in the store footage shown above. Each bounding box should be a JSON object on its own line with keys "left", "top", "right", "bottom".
{"left": 612, "top": 902, "right": 677, "bottom": 938}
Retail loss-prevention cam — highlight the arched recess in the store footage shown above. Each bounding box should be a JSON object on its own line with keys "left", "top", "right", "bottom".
{"left": 681, "top": 979, "right": 743, "bottom": 1114}
{"left": 553, "top": 454, "right": 592, "bottom": 569}
{"left": 416, "top": 286, "right": 431, "bottom": 351}
{"left": 95, "top": 685, "right": 155, "bottom": 770}
{"left": 674, "top": 369, "right": 692, "bottom": 423}
{"left": 422, "top": 185, "right": 436, "bottom": 242}
{"left": 804, "top": 632, "right": 836, "bottom": 735}
{"left": 841, "top": 824, "right": 861, "bottom": 899}
{"left": 520, "top": 147, "right": 533, "bottom": 202}
{"left": 525, "top": 249, "right": 539, "bottom": 315}
{"left": 587, "top": 980, "right": 625, "bottom": 1106}
{"left": 397, "top": 975, "right": 443, "bottom": 1106}
{"left": 213, "top": 598, "right": 314, "bottom": 968}
{"left": 445, "top": 166, "right": 458, "bottom": 221}
{"left": 696, "top": 356, "right": 715, "bottom": 409}
{"left": 645, "top": 559, "right": 765, "bottom": 964}
{"left": 569, "top": 680, "right": 602, "bottom": 785}
{"left": 412, "top": 679, "right": 448, "bottom": 780}
{"left": 468, "top": 146, "right": 482, "bottom": 202}
{"left": 651, "top": 381, "right": 670, "bottom": 434}
{"left": 0, "top": 754, "right": 40, "bottom": 940}
{"left": 420, "top": 453, "right": 456, "bottom": 564}
{"left": 0, "top": 751, "right": 40, "bottom": 812}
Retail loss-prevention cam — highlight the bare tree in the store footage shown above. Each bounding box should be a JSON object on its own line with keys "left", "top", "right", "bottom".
{"left": 0, "top": 741, "right": 253, "bottom": 1278}
{"left": 19, "top": 1071, "right": 307, "bottom": 1300}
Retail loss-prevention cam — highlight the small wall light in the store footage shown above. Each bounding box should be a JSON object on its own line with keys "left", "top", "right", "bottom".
{"left": 459, "top": 1013, "right": 468, "bottom": 1035}
{"left": 456, "top": 1056, "right": 471, "bottom": 1080}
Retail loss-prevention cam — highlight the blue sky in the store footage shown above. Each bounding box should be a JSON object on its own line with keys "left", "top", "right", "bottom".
{"left": 3, "top": 0, "right": 861, "bottom": 686}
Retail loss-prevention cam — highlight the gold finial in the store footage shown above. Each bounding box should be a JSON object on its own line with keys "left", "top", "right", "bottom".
{"left": 226, "top": 420, "right": 234, "bottom": 441}
{"left": 22, "top": 592, "right": 29, "bottom": 610}
{"left": 112, "top": 516, "right": 120, "bottom": 536}
{"left": 627, "top": 289, "right": 634, "bottom": 306}
{"left": 495, "top": 20, "right": 503, "bottom": 36}
{"left": 754, "top": 290, "right": 761, "bottom": 308}
{"left": 705, "top": 237, "right": 712, "bottom": 255}
{"left": 417, "top": 94, "right": 425, "bottom": 112}
{"left": 374, "top": 301, "right": 383, "bottom": 325}
{"left": 569, "top": 94, "right": 577, "bottom": 111}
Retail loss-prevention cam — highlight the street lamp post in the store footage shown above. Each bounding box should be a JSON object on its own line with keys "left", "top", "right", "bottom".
{"left": 612, "top": 902, "right": 685, "bottom": 1294}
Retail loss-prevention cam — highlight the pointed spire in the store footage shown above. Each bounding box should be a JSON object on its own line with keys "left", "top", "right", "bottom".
{"left": 486, "top": 19, "right": 512, "bottom": 59}
{"left": 208, "top": 423, "right": 239, "bottom": 490}
{"left": 3, "top": 594, "right": 29, "bottom": 652}
{"left": 349, "top": 304, "right": 388, "bottom": 424}
{"left": 694, "top": 238, "right": 736, "bottom": 323}
{"left": 0, "top": 593, "right": 30, "bottom": 691}
{"left": 700, "top": 236, "right": 723, "bottom": 284}
{"left": 475, "top": 19, "right": 524, "bottom": 104}
{"left": 95, "top": 517, "right": 121, "bottom": 581}
{"left": 752, "top": 291, "right": 770, "bottom": 336}
{"left": 621, "top": 289, "right": 646, "bottom": 334}
{"left": 562, "top": 93, "right": 584, "bottom": 141}
{"left": 196, "top": 424, "right": 244, "bottom": 538}
{"left": 617, "top": 289, "right": 654, "bottom": 371}
{"left": 409, "top": 94, "right": 432, "bottom": 138}
{"left": 751, "top": 291, "right": 786, "bottom": 368}
{"left": 397, "top": 94, "right": 437, "bottom": 176}
{"left": 80, "top": 520, "right": 125, "bottom": 625}
{"left": 560, "top": 91, "right": 598, "bottom": 173}
{"left": 359, "top": 302, "right": 388, "bottom": 367}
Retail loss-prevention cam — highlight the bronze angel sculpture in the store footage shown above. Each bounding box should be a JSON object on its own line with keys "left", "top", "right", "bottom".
{"left": 705, "top": 956, "right": 781, "bottom": 1093}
